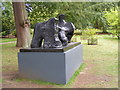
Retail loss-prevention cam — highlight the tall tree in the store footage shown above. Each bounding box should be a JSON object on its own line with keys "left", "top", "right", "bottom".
{"left": 12, "top": 2, "right": 30, "bottom": 47}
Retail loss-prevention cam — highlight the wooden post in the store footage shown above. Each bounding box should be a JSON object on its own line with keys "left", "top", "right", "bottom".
{"left": 12, "top": 1, "right": 31, "bottom": 47}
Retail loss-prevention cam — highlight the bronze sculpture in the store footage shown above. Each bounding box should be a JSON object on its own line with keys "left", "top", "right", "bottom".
{"left": 58, "top": 14, "right": 75, "bottom": 46}
{"left": 31, "top": 14, "right": 75, "bottom": 48}
{"left": 31, "top": 18, "right": 62, "bottom": 48}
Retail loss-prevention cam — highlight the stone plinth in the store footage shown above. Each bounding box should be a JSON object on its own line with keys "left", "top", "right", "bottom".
{"left": 18, "top": 42, "right": 83, "bottom": 84}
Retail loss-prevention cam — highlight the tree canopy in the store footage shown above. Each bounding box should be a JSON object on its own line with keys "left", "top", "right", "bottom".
{"left": 1, "top": 2, "right": 118, "bottom": 35}
{"left": 25, "top": 2, "right": 117, "bottom": 29}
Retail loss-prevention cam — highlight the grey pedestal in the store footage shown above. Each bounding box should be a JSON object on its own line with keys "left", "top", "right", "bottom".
{"left": 18, "top": 42, "right": 83, "bottom": 84}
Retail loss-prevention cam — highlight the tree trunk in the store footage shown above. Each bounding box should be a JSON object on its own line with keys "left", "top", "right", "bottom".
{"left": 102, "top": 26, "right": 107, "bottom": 33}
{"left": 12, "top": 2, "right": 31, "bottom": 48}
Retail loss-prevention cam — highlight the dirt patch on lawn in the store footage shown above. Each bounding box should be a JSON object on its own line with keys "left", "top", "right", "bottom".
{"left": 2, "top": 65, "right": 56, "bottom": 88}
{"left": 2, "top": 70, "right": 55, "bottom": 88}
{"left": 71, "top": 62, "right": 117, "bottom": 88}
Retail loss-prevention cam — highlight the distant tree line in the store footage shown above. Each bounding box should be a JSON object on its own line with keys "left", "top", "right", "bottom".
{"left": 1, "top": 2, "right": 119, "bottom": 38}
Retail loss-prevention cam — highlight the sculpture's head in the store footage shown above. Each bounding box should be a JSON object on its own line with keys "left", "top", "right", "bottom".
{"left": 47, "top": 18, "right": 58, "bottom": 25}
{"left": 58, "top": 14, "right": 65, "bottom": 21}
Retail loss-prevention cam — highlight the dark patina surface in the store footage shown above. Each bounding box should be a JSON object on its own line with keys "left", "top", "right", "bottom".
{"left": 58, "top": 14, "right": 75, "bottom": 45}
{"left": 31, "top": 14, "right": 75, "bottom": 48}
{"left": 31, "top": 18, "right": 62, "bottom": 48}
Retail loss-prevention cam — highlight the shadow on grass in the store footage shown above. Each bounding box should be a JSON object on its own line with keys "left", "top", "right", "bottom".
{"left": 12, "top": 63, "right": 86, "bottom": 87}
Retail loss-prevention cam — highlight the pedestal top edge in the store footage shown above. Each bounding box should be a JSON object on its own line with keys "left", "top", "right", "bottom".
{"left": 20, "top": 42, "right": 81, "bottom": 52}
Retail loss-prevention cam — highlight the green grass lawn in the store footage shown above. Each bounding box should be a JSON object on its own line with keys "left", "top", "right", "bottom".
{"left": 0, "top": 38, "right": 17, "bottom": 43}
{"left": 72, "top": 35, "right": 118, "bottom": 87}
{"left": 72, "top": 34, "right": 118, "bottom": 76}
{"left": 1, "top": 35, "right": 118, "bottom": 88}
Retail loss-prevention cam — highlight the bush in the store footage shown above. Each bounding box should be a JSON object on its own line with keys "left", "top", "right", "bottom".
{"left": 107, "top": 29, "right": 120, "bottom": 38}
{"left": 82, "top": 28, "right": 98, "bottom": 39}
{"left": 0, "top": 31, "right": 10, "bottom": 36}
{"left": 82, "top": 28, "right": 98, "bottom": 45}
{"left": 74, "top": 29, "right": 82, "bottom": 35}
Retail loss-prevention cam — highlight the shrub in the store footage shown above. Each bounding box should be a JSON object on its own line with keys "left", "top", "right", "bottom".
{"left": 82, "top": 28, "right": 98, "bottom": 40}
{"left": 74, "top": 29, "right": 82, "bottom": 35}
{"left": 0, "top": 31, "right": 9, "bottom": 36}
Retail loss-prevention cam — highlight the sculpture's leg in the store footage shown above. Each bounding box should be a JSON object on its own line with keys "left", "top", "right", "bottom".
{"left": 43, "top": 32, "right": 62, "bottom": 48}
{"left": 53, "top": 36, "right": 62, "bottom": 48}
{"left": 43, "top": 33, "right": 52, "bottom": 48}
{"left": 31, "top": 36, "right": 43, "bottom": 48}
{"left": 43, "top": 38, "right": 51, "bottom": 48}
{"left": 66, "top": 31, "right": 74, "bottom": 43}
{"left": 59, "top": 30, "right": 68, "bottom": 46}
{"left": 31, "top": 23, "right": 43, "bottom": 48}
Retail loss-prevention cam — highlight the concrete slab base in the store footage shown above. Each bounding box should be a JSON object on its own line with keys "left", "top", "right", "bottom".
{"left": 18, "top": 42, "right": 83, "bottom": 84}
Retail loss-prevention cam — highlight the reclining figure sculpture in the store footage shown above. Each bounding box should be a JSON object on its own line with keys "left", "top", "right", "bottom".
{"left": 31, "top": 14, "right": 75, "bottom": 48}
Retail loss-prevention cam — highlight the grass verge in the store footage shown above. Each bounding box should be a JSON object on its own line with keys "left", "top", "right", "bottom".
{"left": 0, "top": 38, "right": 17, "bottom": 43}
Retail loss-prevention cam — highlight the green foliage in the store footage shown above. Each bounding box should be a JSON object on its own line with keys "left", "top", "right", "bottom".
{"left": 1, "top": 2, "right": 118, "bottom": 37}
{"left": 104, "top": 8, "right": 119, "bottom": 39}
{"left": 0, "top": 31, "right": 7, "bottom": 36}
{"left": 26, "top": 2, "right": 117, "bottom": 29}
{"left": 74, "top": 29, "right": 82, "bottom": 35}
{"left": 85, "top": 2, "right": 117, "bottom": 32}
{"left": 1, "top": 2, "right": 15, "bottom": 34}
{"left": 59, "top": 2, "right": 117, "bottom": 29}
{"left": 26, "top": 2, "right": 59, "bottom": 28}
{"left": 11, "top": 30, "right": 16, "bottom": 36}
{"left": 82, "top": 28, "right": 98, "bottom": 39}
{"left": 104, "top": 9, "right": 118, "bottom": 28}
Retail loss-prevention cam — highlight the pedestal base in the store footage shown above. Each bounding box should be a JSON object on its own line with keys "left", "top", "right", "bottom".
{"left": 18, "top": 42, "right": 83, "bottom": 84}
